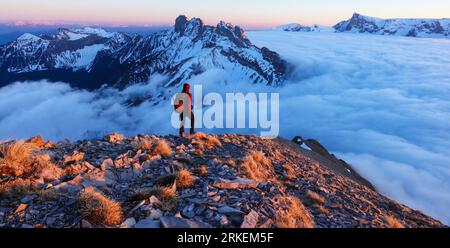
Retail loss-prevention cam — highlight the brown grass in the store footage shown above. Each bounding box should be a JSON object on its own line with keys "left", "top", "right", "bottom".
{"left": 195, "top": 148, "right": 203, "bottom": 156}
{"left": 198, "top": 166, "right": 208, "bottom": 176}
{"left": 306, "top": 190, "right": 326, "bottom": 205}
{"left": 313, "top": 204, "right": 330, "bottom": 216}
{"left": 0, "top": 178, "right": 37, "bottom": 199}
{"left": 152, "top": 139, "right": 172, "bottom": 157}
{"left": 193, "top": 133, "right": 222, "bottom": 150}
{"left": 384, "top": 215, "right": 405, "bottom": 228}
{"left": 144, "top": 186, "right": 178, "bottom": 212}
{"left": 275, "top": 195, "right": 315, "bottom": 228}
{"left": 241, "top": 151, "right": 273, "bottom": 182}
{"left": 135, "top": 139, "right": 152, "bottom": 151}
{"left": 0, "top": 141, "right": 37, "bottom": 177}
{"left": 37, "top": 190, "right": 62, "bottom": 203}
{"left": 0, "top": 141, "right": 62, "bottom": 180}
{"left": 282, "top": 163, "right": 296, "bottom": 180}
{"left": 130, "top": 186, "right": 178, "bottom": 212}
{"left": 176, "top": 169, "right": 194, "bottom": 188}
{"left": 78, "top": 187, "right": 123, "bottom": 226}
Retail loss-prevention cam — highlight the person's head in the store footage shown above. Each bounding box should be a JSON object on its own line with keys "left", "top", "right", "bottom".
{"left": 182, "top": 83, "right": 190, "bottom": 93}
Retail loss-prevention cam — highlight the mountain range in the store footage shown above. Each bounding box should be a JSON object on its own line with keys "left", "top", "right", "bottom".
{"left": 334, "top": 13, "right": 450, "bottom": 38}
{"left": 276, "top": 23, "right": 333, "bottom": 33}
{"left": 277, "top": 13, "right": 450, "bottom": 38}
{"left": 0, "top": 15, "right": 286, "bottom": 90}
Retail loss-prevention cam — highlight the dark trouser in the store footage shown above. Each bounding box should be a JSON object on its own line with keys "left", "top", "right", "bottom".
{"left": 180, "top": 111, "right": 195, "bottom": 136}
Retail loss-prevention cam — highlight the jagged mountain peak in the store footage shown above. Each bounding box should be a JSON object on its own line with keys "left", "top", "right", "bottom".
{"left": 17, "top": 33, "right": 41, "bottom": 41}
{"left": 0, "top": 15, "right": 286, "bottom": 90}
{"left": 173, "top": 15, "right": 251, "bottom": 48}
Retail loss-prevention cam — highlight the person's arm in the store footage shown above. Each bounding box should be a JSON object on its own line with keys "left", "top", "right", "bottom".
{"left": 175, "top": 100, "right": 183, "bottom": 109}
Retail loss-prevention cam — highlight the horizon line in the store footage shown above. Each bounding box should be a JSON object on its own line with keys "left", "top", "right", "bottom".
{"left": 1, "top": 12, "right": 449, "bottom": 30}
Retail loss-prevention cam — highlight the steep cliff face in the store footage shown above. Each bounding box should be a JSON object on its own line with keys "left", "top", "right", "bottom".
{"left": 0, "top": 16, "right": 286, "bottom": 90}
{"left": 334, "top": 13, "right": 450, "bottom": 38}
{"left": 0, "top": 133, "right": 444, "bottom": 228}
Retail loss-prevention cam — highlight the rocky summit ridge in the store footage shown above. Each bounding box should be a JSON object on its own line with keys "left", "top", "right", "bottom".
{"left": 0, "top": 133, "right": 445, "bottom": 228}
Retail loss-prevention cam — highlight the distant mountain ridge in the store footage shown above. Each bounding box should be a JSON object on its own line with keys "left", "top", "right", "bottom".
{"left": 0, "top": 15, "right": 286, "bottom": 90}
{"left": 334, "top": 13, "right": 450, "bottom": 38}
{"left": 276, "top": 13, "right": 450, "bottom": 39}
{"left": 277, "top": 23, "right": 334, "bottom": 33}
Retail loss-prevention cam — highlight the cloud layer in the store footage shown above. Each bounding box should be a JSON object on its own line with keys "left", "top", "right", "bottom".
{"left": 249, "top": 31, "right": 450, "bottom": 224}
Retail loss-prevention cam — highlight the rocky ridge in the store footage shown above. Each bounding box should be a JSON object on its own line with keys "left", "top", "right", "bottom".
{"left": 334, "top": 13, "right": 450, "bottom": 38}
{"left": 0, "top": 133, "right": 445, "bottom": 228}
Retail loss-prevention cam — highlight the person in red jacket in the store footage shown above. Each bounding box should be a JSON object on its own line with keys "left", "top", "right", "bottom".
{"left": 174, "top": 83, "right": 195, "bottom": 137}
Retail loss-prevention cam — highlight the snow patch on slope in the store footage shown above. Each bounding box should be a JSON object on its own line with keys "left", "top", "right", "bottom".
{"left": 54, "top": 44, "right": 107, "bottom": 70}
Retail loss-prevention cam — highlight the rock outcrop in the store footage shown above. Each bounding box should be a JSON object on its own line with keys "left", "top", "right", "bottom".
{"left": 0, "top": 133, "right": 445, "bottom": 228}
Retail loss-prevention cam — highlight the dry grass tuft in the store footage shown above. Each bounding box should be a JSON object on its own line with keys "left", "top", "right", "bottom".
{"left": 152, "top": 139, "right": 173, "bottom": 157}
{"left": 37, "top": 190, "right": 62, "bottom": 203}
{"left": 275, "top": 195, "right": 315, "bottom": 228}
{"left": 0, "top": 141, "right": 62, "bottom": 180}
{"left": 313, "top": 204, "right": 330, "bottom": 216}
{"left": 0, "top": 178, "right": 37, "bottom": 199}
{"left": 241, "top": 151, "right": 273, "bottom": 182}
{"left": 130, "top": 186, "right": 178, "bottom": 212}
{"left": 78, "top": 187, "right": 123, "bottom": 226}
{"left": 195, "top": 148, "right": 203, "bottom": 156}
{"left": 282, "top": 163, "right": 296, "bottom": 180}
{"left": 384, "top": 215, "right": 405, "bottom": 228}
{"left": 176, "top": 169, "right": 194, "bottom": 188}
{"left": 0, "top": 141, "right": 38, "bottom": 177}
{"left": 198, "top": 166, "right": 208, "bottom": 176}
{"left": 136, "top": 139, "right": 152, "bottom": 151}
{"left": 193, "top": 133, "right": 222, "bottom": 150}
{"left": 306, "top": 190, "right": 326, "bottom": 205}
{"left": 148, "top": 186, "right": 178, "bottom": 212}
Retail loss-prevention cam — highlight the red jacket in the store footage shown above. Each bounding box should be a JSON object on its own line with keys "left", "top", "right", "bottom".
{"left": 174, "top": 83, "right": 193, "bottom": 111}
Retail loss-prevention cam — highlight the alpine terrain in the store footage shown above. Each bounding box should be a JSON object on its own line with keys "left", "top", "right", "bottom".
{"left": 0, "top": 133, "right": 445, "bottom": 228}
{"left": 0, "top": 15, "right": 286, "bottom": 90}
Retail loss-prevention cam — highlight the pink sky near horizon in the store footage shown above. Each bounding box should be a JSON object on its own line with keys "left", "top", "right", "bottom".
{"left": 1, "top": 0, "right": 449, "bottom": 29}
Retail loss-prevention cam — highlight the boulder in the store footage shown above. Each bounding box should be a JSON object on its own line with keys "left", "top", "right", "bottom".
{"left": 63, "top": 151, "right": 85, "bottom": 164}
{"left": 105, "top": 133, "right": 125, "bottom": 143}
{"left": 240, "top": 210, "right": 259, "bottom": 228}
{"left": 160, "top": 216, "right": 212, "bottom": 228}
{"left": 217, "top": 206, "right": 243, "bottom": 215}
{"left": 15, "top": 203, "right": 27, "bottom": 213}
{"left": 120, "top": 218, "right": 136, "bottom": 228}
{"left": 135, "top": 218, "right": 161, "bottom": 228}
{"left": 213, "top": 178, "right": 259, "bottom": 189}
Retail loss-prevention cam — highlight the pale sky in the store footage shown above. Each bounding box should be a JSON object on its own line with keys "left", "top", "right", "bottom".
{"left": 1, "top": 0, "right": 449, "bottom": 29}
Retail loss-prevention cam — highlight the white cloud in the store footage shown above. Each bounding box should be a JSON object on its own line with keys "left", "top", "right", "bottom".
{"left": 248, "top": 31, "right": 450, "bottom": 224}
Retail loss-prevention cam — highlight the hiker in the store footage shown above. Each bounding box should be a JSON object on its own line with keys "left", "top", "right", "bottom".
{"left": 174, "top": 83, "right": 195, "bottom": 137}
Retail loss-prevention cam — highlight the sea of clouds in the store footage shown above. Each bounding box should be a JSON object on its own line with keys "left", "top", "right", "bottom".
{"left": 0, "top": 31, "right": 449, "bottom": 224}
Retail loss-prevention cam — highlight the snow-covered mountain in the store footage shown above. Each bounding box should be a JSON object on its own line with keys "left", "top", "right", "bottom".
{"left": 0, "top": 15, "right": 286, "bottom": 89}
{"left": 334, "top": 13, "right": 450, "bottom": 38}
{"left": 277, "top": 23, "right": 333, "bottom": 33}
